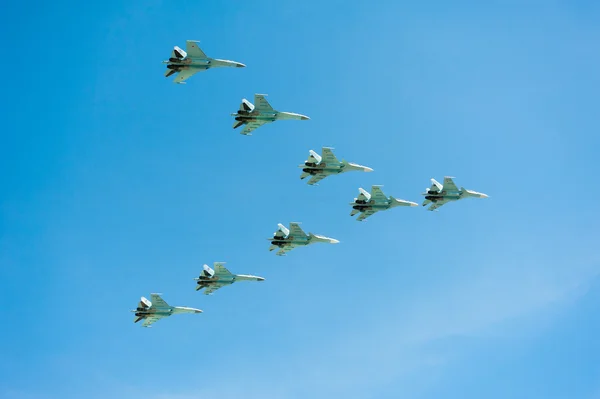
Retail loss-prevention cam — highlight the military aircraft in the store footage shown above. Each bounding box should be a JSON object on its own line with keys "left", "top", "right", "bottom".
{"left": 195, "top": 262, "right": 265, "bottom": 295}
{"left": 231, "top": 94, "right": 310, "bottom": 135}
{"left": 350, "top": 185, "right": 418, "bottom": 221}
{"left": 422, "top": 176, "right": 489, "bottom": 211}
{"left": 132, "top": 293, "right": 202, "bottom": 328}
{"left": 163, "top": 40, "right": 245, "bottom": 84}
{"left": 269, "top": 222, "right": 339, "bottom": 256}
{"left": 300, "top": 147, "right": 373, "bottom": 185}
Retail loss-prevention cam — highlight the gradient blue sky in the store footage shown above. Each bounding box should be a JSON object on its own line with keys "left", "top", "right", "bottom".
{"left": 2, "top": 1, "right": 600, "bottom": 398}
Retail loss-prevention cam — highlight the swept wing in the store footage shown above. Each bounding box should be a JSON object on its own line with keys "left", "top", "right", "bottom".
{"left": 186, "top": 41, "right": 208, "bottom": 58}
{"left": 307, "top": 173, "right": 328, "bottom": 185}
{"left": 241, "top": 121, "right": 267, "bottom": 135}
{"left": 357, "top": 209, "right": 377, "bottom": 221}
{"left": 142, "top": 314, "right": 165, "bottom": 328}
{"left": 254, "top": 94, "right": 274, "bottom": 112}
{"left": 174, "top": 68, "right": 203, "bottom": 84}
{"left": 442, "top": 177, "right": 459, "bottom": 193}
{"left": 427, "top": 199, "right": 449, "bottom": 211}
{"left": 150, "top": 294, "right": 170, "bottom": 308}
{"left": 288, "top": 222, "right": 307, "bottom": 238}
{"left": 202, "top": 283, "right": 227, "bottom": 295}
{"left": 370, "top": 186, "right": 389, "bottom": 202}
{"left": 321, "top": 147, "right": 340, "bottom": 164}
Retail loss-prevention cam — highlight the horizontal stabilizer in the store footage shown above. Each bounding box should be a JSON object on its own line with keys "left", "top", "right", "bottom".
{"left": 134, "top": 316, "right": 144, "bottom": 323}
{"left": 233, "top": 120, "right": 245, "bottom": 129}
{"left": 164, "top": 68, "right": 177, "bottom": 78}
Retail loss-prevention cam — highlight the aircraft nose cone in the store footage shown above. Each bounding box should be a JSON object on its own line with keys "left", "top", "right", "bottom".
{"left": 330, "top": 239, "right": 340, "bottom": 244}
{"left": 301, "top": 116, "right": 310, "bottom": 120}
{"left": 236, "top": 62, "right": 246, "bottom": 68}
{"left": 480, "top": 194, "right": 489, "bottom": 198}
{"left": 257, "top": 277, "right": 265, "bottom": 281}
{"left": 364, "top": 167, "right": 374, "bottom": 172}
{"left": 195, "top": 309, "right": 203, "bottom": 313}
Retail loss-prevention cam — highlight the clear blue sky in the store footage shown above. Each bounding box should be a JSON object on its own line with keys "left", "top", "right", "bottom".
{"left": 2, "top": 1, "right": 600, "bottom": 398}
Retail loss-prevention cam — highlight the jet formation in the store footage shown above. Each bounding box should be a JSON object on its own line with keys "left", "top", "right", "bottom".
{"left": 132, "top": 40, "right": 491, "bottom": 327}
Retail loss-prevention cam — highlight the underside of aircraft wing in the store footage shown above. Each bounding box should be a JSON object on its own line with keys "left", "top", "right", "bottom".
{"left": 276, "top": 245, "right": 294, "bottom": 256}
{"left": 288, "top": 222, "right": 307, "bottom": 238}
{"left": 307, "top": 173, "right": 328, "bottom": 185}
{"left": 142, "top": 314, "right": 164, "bottom": 327}
{"left": 428, "top": 200, "right": 448, "bottom": 211}
{"left": 371, "top": 186, "right": 389, "bottom": 202}
{"left": 357, "top": 209, "right": 376, "bottom": 221}
{"left": 321, "top": 147, "right": 340, "bottom": 164}
{"left": 150, "top": 294, "right": 170, "bottom": 308}
{"left": 173, "top": 68, "right": 202, "bottom": 84}
{"left": 214, "top": 263, "right": 233, "bottom": 277}
{"left": 442, "top": 177, "right": 459, "bottom": 192}
{"left": 240, "top": 121, "right": 267, "bottom": 135}
{"left": 254, "top": 94, "right": 274, "bottom": 112}
{"left": 202, "top": 283, "right": 226, "bottom": 295}
{"left": 186, "top": 40, "right": 208, "bottom": 58}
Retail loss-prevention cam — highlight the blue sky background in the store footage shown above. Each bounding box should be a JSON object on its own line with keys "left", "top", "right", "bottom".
{"left": 2, "top": 1, "right": 600, "bottom": 398}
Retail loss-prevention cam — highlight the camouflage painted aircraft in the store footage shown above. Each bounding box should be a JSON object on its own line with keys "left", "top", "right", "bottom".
{"left": 132, "top": 293, "right": 202, "bottom": 328}
{"left": 350, "top": 185, "right": 418, "bottom": 221}
{"left": 232, "top": 94, "right": 309, "bottom": 135}
{"left": 300, "top": 147, "right": 373, "bottom": 185}
{"left": 195, "top": 262, "right": 264, "bottom": 295}
{"left": 269, "top": 222, "right": 339, "bottom": 256}
{"left": 163, "top": 40, "right": 245, "bottom": 84}
{"left": 422, "top": 176, "right": 489, "bottom": 211}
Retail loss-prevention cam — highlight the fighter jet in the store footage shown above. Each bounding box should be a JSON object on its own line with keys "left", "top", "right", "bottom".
{"left": 163, "top": 40, "right": 245, "bottom": 84}
{"left": 300, "top": 147, "right": 373, "bottom": 185}
{"left": 232, "top": 94, "right": 310, "bottom": 135}
{"left": 422, "top": 176, "right": 489, "bottom": 211}
{"left": 269, "top": 222, "right": 339, "bottom": 256}
{"left": 131, "top": 293, "right": 202, "bottom": 328}
{"left": 195, "top": 262, "right": 265, "bottom": 295}
{"left": 350, "top": 185, "right": 418, "bottom": 221}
